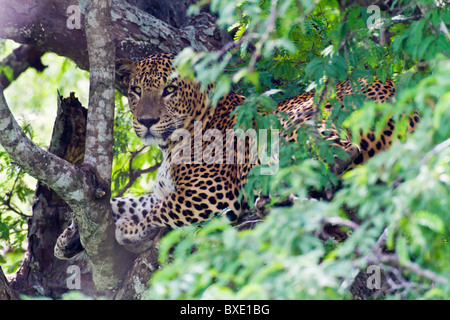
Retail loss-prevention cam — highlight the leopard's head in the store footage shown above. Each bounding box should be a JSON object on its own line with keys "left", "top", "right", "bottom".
{"left": 116, "top": 53, "right": 207, "bottom": 146}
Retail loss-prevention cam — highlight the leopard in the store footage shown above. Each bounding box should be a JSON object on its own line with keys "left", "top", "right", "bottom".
{"left": 54, "top": 52, "right": 419, "bottom": 259}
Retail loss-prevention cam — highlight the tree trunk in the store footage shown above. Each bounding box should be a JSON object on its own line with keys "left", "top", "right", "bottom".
{"left": 0, "top": 266, "right": 17, "bottom": 300}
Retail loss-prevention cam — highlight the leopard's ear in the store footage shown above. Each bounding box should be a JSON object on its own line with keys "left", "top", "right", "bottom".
{"left": 115, "top": 59, "right": 138, "bottom": 87}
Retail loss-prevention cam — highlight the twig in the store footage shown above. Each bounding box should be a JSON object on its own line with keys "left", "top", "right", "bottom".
{"left": 344, "top": 226, "right": 448, "bottom": 297}
{"left": 248, "top": 0, "right": 278, "bottom": 72}
{"left": 377, "top": 254, "right": 448, "bottom": 284}
{"left": 0, "top": 45, "right": 46, "bottom": 90}
{"left": 1, "top": 197, "right": 29, "bottom": 218}
{"left": 0, "top": 169, "right": 30, "bottom": 218}
{"left": 216, "top": 32, "right": 258, "bottom": 61}
{"left": 279, "top": 108, "right": 317, "bottom": 142}
{"left": 279, "top": 74, "right": 330, "bottom": 149}
{"left": 236, "top": 219, "right": 264, "bottom": 229}
{"left": 362, "top": 229, "right": 448, "bottom": 285}
{"left": 379, "top": 263, "right": 426, "bottom": 298}
{"left": 371, "top": 227, "right": 389, "bottom": 256}
{"left": 323, "top": 216, "right": 359, "bottom": 230}
{"left": 420, "top": 137, "right": 450, "bottom": 167}
{"left": 310, "top": 78, "right": 330, "bottom": 147}
{"left": 115, "top": 148, "right": 161, "bottom": 197}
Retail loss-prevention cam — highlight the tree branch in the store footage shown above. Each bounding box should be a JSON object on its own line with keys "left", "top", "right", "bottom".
{"left": 0, "top": 86, "right": 85, "bottom": 200}
{"left": 366, "top": 253, "right": 449, "bottom": 285}
{"left": 83, "top": 0, "right": 116, "bottom": 184}
{"left": 0, "top": 45, "right": 46, "bottom": 90}
{"left": 115, "top": 147, "right": 161, "bottom": 198}
{"left": 248, "top": 0, "right": 278, "bottom": 72}
{"left": 0, "top": 0, "right": 231, "bottom": 72}
{"left": 323, "top": 216, "right": 360, "bottom": 230}
{"left": 420, "top": 137, "right": 450, "bottom": 167}
{"left": 0, "top": 1, "right": 137, "bottom": 297}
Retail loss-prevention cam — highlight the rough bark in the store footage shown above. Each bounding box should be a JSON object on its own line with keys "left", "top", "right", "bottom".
{"left": 114, "top": 228, "right": 169, "bottom": 300}
{"left": 0, "top": 266, "right": 17, "bottom": 300}
{"left": 0, "top": 88, "right": 85, "bottom": 197}
{"left": 127, "top": 0, "right": 210, "bottom": 28}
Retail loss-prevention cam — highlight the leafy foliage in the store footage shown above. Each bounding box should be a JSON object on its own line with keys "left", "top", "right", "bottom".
{"left": 146, "top": 0, "right": 450, "bottom": 299}
{"left": 147, "top": 203, "right": 353, "bottom": 300}
{"left": 0, "top": 121, "right": 37, "bottom": 272}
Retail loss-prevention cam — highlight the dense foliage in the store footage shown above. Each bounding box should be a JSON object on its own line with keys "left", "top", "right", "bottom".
{"left": 0, "top": 0, "right": 449, "bottom": 299}
{"left": 146, "top": 0, "right": 450, "bottom": 299}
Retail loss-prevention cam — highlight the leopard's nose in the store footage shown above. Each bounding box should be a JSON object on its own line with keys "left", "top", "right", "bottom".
{"left": 138, "top": 117, "right": 160, "bottom": 129}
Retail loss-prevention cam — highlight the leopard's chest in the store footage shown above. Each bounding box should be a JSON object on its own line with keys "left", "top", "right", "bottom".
{"left": 154, "top": 152, "right": 175, "bottom": 200}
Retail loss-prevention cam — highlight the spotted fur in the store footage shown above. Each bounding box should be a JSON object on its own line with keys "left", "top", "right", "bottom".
{"left": 276, "top": 78, "right": 418, "bottom": 173}
{"left": 54, "top": 53, "right": 418, "bottom": 258}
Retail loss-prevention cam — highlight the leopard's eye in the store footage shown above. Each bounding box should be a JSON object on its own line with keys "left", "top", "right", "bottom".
{"left": 162, "top": 85, "right": 177, "bottom": 97}
{"left": 131, "top": 86, "right": 141, "bottom": 96}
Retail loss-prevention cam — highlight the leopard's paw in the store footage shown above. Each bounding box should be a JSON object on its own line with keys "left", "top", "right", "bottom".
{"left": 115, "top": 216, "right": 165, "bottom": 253}
{"left": 54, "top": 219, "right": 84, "bottom": 260}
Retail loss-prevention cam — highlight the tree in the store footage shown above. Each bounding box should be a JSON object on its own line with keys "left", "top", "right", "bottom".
{"left": 0, "top": 0, "right": 449, "bottom": 300}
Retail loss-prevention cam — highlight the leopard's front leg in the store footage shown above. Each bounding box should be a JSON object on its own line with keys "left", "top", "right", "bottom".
{"left": 111, "top": 194, "right": 161, "bottom": 223}
{"left": 54, "top": 194, "right": 161, "bottom": 259}
{"left": 115, "top": 184, "right": 242, "bottom": 253}
{"left": 113, "top": 193, "right": 164, "bottom": 252}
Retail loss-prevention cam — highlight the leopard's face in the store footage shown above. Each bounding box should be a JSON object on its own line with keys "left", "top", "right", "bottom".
{"left": 116, "top": 53, "right": 204, "bottom": 146}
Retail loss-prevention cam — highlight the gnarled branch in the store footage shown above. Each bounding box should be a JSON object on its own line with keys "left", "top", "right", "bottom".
{"left": 0, "top": 0, "right": 231, "bottom": 71}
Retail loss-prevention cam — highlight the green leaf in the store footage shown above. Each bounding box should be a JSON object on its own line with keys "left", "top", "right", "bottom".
{"left": 395, "top": 235, "right": 409, "bottom": 265}
{"left": 0, "top": 64, "right": 14, "bottom": 82}
{"left": 414, "top": 211, "right": 445, "bottom": 234}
